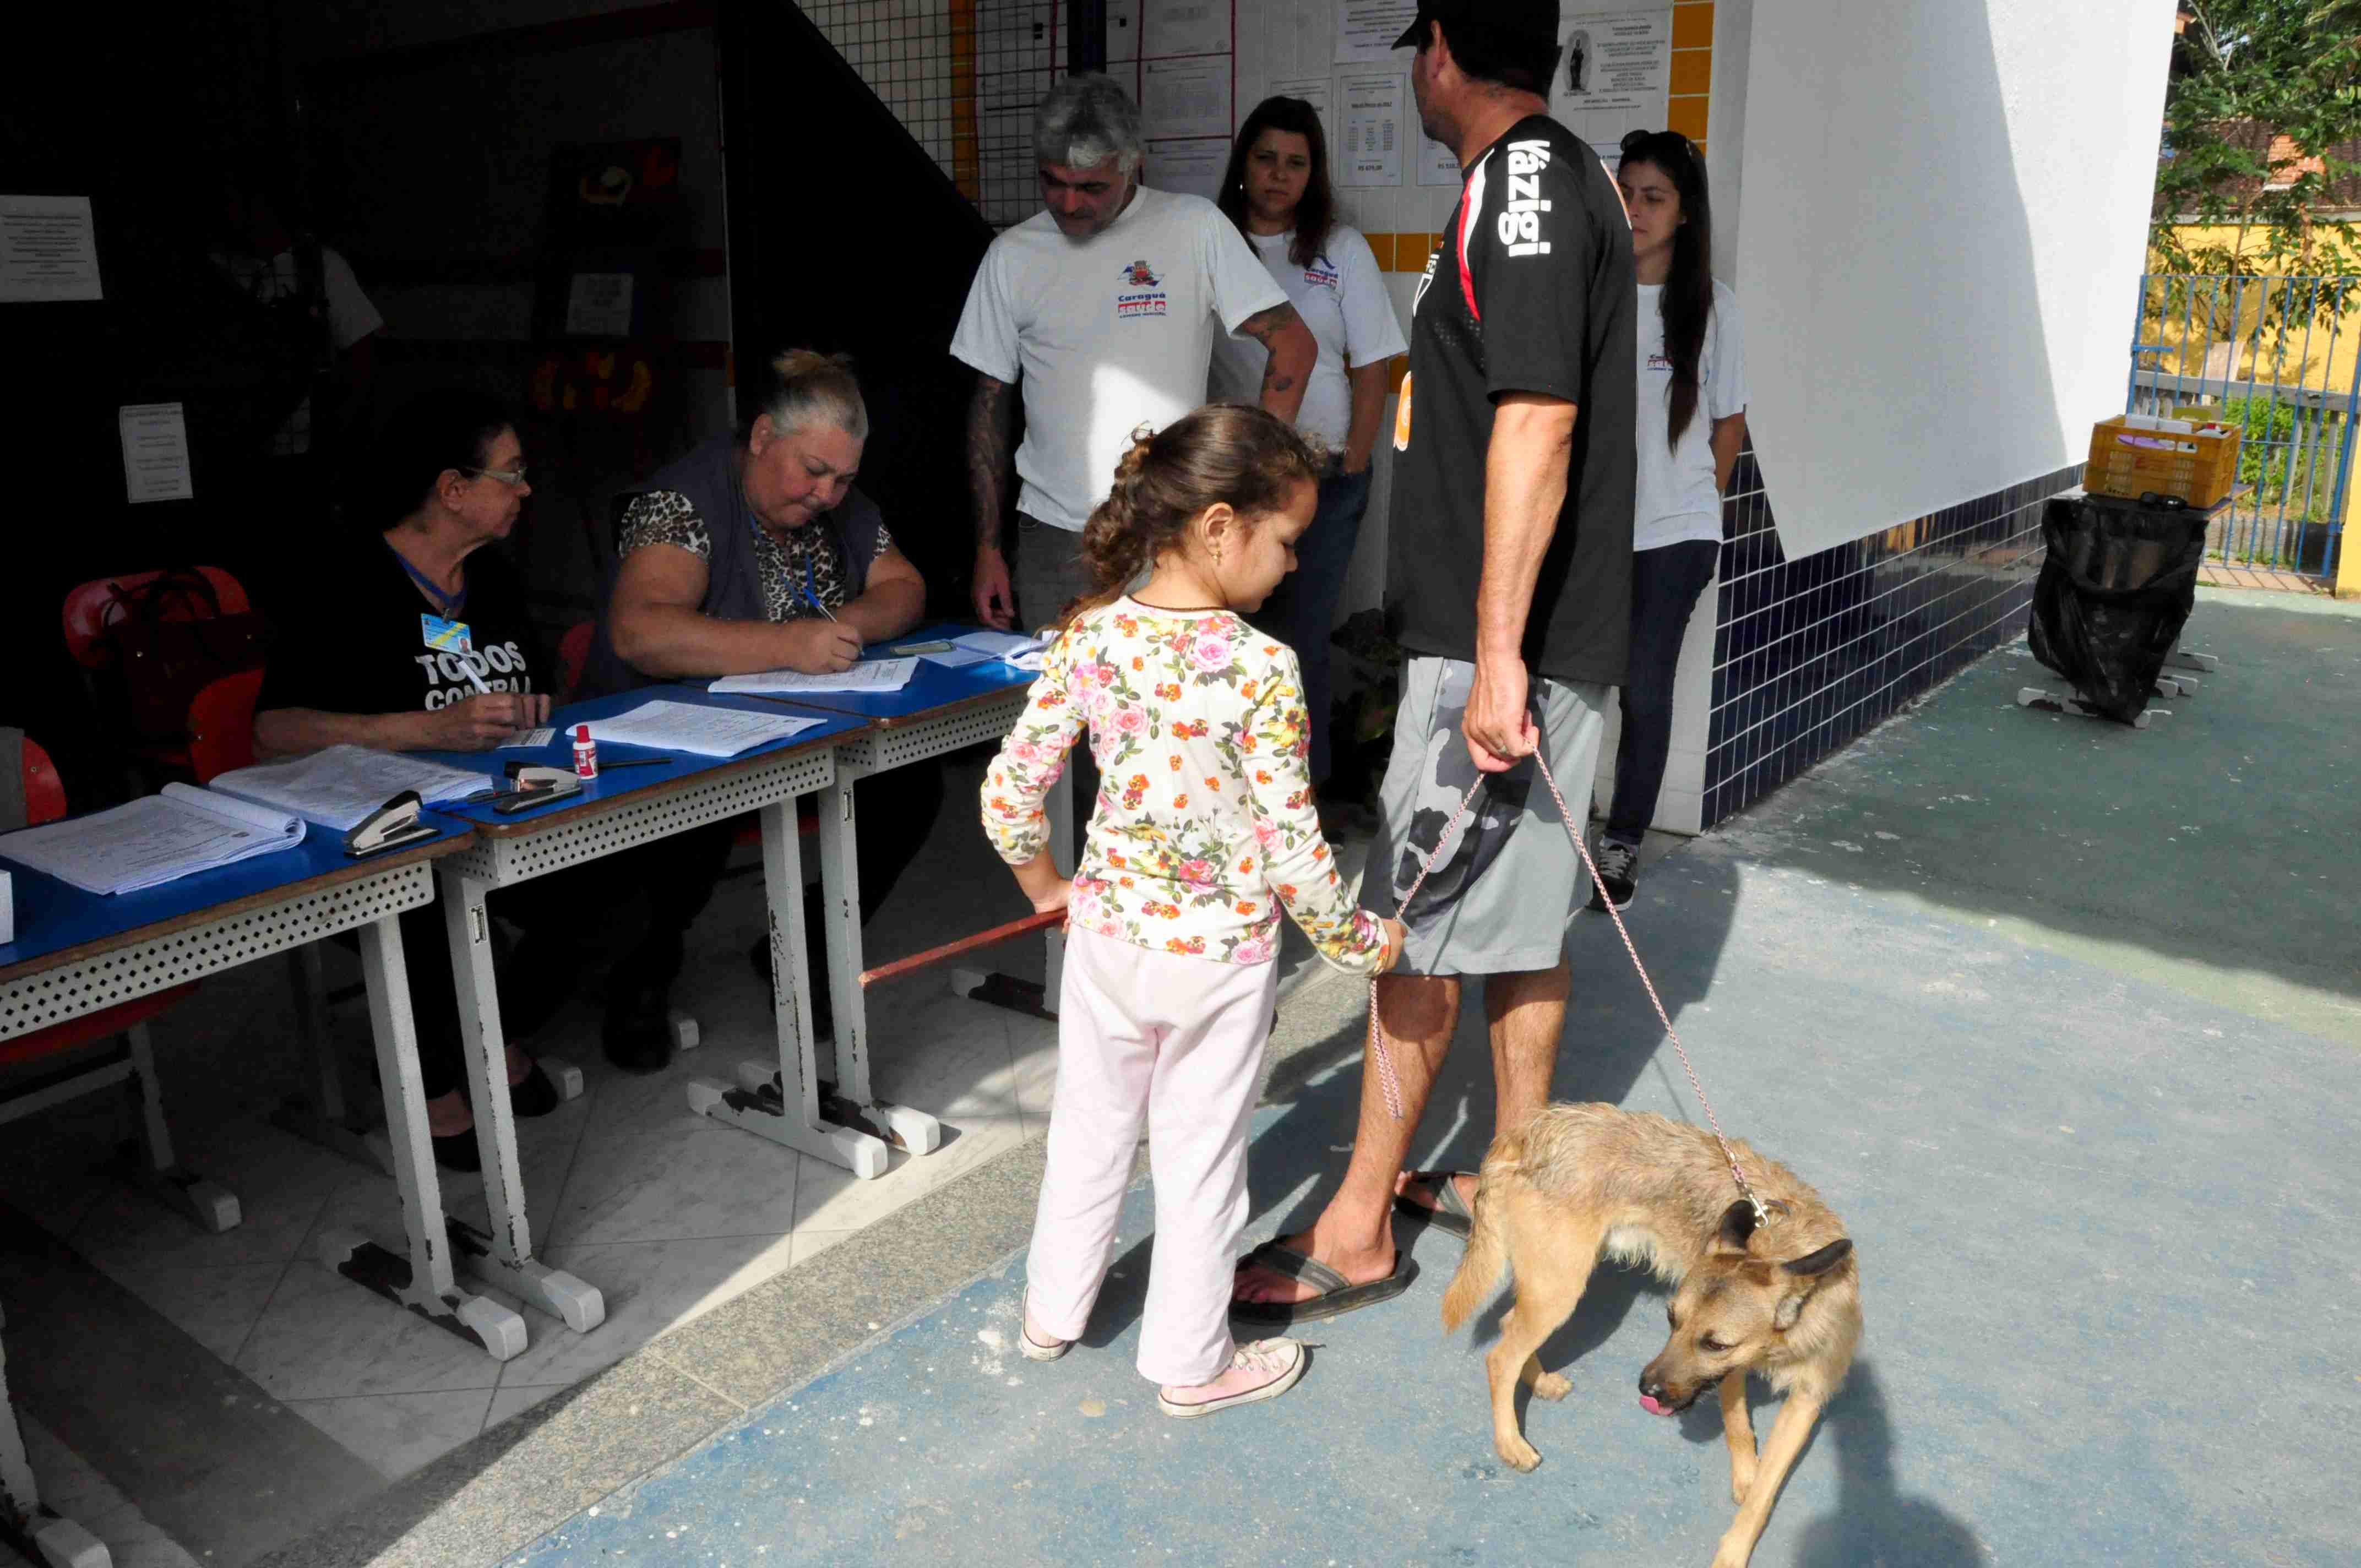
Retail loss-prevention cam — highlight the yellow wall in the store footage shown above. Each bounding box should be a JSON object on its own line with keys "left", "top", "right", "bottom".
{"left": 2141, "top": 224, "right": 2361, "bottom": 394}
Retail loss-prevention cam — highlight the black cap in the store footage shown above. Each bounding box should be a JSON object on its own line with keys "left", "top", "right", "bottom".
{"left": 1393, "top": 0, "right": 1561, "bottom": 52}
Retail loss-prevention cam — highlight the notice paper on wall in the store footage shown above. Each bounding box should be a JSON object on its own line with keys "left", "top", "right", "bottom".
{"left": 1, "top": 194, "right": 102, "bottom": 302}
{"left": 119, "top": 403, "right": 195, "bottom": 504}
{"left": 1336, "top": 0, "right": 1417, "bottom": 64}
{"left": 1557, "top": 8, "right": 1673, "bottom": 154}
{"left": 1419, "top": 132, "right": 1462, "bottom": 187}
{"left": 1268, "top": 76, "right": 1331, "bottom": 116}
{"left": 1144, "top": 139, "right": 1229, "bottom": 202}
{"left": 1143, "top": 0, "right": 1230, "bottom": 58}
{"left": 1337, "top": 72, "right": 1407, "bottom": 187}
{"left": 1143, "top": 57, "right": 1231, "bottom": 141}
{"left": 565, "top": 272, "right": 635, "bottom": 336}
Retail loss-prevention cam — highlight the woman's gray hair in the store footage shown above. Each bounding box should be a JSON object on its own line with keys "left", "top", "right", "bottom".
{"left": 1033, "top": 74, "right": 1143, "bottom": 172}
{"left": 748, "top": 348, "right": 867, "bottom": 443}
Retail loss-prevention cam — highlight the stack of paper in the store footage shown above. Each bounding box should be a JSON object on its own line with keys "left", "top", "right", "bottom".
{"left": 213, "top": 746, "right": 492, "bottom": 830}
{"left": 0, "top": 784, "right": 305, "bottom": 895}
{"left": 710, "top": 658, "right": 918, "bottom": 696}
{"left": 952, "top": 630, "right": 1050, "bottom": 671}
{"left": 584, "top": 700, "right": 824, "bottom": 757}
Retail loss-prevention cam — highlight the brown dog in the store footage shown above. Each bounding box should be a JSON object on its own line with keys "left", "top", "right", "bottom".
{"left": 1439, "top": 1103, "right": 1861, "bottom": 1568}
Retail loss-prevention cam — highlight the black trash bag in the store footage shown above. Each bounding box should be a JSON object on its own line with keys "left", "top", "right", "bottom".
{"left": 2027, "top": 494, "right": 2206, "bottom": 723}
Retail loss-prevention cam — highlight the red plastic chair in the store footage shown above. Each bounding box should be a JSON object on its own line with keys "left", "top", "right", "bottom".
{"left": 187, "top": 668, "right": 265, "bottom": 784}
{"left": 0, "top": 738, "right": 239, "bottom": 1231}
{"left": 557, "top": 622, "right": 596, "bottom": 703}
{"left": 61, "top": 567, "right": 260, "bottom": 784}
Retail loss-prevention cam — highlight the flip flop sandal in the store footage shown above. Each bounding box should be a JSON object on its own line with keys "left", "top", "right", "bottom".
{"left": 1228, "top": 1240, "right": 1417, "bottom": 1326}
{"left": 1392, "top": 1170, "right": 1477, "bottom": 1240}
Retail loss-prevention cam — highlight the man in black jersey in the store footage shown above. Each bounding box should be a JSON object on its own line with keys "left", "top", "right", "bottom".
{"left": 1236, "top": 0, "right": 1639, "bottom": 1323}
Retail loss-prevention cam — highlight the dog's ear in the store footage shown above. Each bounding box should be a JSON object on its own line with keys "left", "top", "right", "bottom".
{"left": 1771, "top": 1240, "right": 1851, "bottom": 1331}
{"left": 1712, "top": 1200, "right": 1760, "bottom": 1255}
{"left": 1781, "top": 1238, "right": 1852, "bottom": 1278}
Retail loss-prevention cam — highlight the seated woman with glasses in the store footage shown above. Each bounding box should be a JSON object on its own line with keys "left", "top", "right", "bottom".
{"left": 254, "top": 389, "right": 575, "bottom": 1170}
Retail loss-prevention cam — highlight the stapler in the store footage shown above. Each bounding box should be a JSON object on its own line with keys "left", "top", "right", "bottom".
{"left": 505, "top": 763, "right": 576, "bottom": 791}
{"left": 345, "top": 791, "right": 438, "bottom": 857}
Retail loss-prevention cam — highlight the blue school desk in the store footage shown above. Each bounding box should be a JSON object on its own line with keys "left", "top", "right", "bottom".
{"left": 0, "top": 818, "right": 534, "bottom": 1363}
{"left": 714, "top": 624, "right": 1068, "bottom": 1153}
{"left": 409, "top": 688, "right": 878, "bottom": 1337}
{"left": 0, "top": 817, "right": 534, "bottom": 1567}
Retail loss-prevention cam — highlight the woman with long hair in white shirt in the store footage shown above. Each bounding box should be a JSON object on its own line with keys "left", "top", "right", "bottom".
{"left": 1210, "top": 95, "right": 1408, "bottom": 824}
{"left": 1595, "top": 129, "right": 1748, "bottom": 910}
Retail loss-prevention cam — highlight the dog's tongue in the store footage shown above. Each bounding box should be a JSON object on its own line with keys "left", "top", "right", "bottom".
{"left": 1638, "top": 1395, "right": 1673, "bottom": 1417}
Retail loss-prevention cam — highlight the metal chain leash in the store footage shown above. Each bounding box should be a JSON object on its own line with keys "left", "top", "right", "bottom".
{"left": 1365, "top": 740, "right": 1768, "bottom": 1226}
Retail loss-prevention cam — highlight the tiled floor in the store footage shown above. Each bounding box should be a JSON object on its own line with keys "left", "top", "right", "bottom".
{"left": 0, "top": 755, "right": 1371, "bottom": 1532}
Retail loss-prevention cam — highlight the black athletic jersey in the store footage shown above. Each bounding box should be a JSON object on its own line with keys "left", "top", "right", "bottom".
{"left": 1387, "top": 115, "right": 1638, "bottom": 686}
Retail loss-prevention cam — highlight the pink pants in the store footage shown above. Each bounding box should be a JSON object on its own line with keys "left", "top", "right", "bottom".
{"left": 1024, "top": 927, "right": 1279, "bottom": 1386}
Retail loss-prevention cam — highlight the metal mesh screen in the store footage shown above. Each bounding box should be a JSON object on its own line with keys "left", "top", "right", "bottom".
{"left": 797, "top": 0, "right": 1060, "bottom": 228}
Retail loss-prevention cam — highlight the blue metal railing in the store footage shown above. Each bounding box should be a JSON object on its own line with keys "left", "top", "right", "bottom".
{"left": 2128, "top": 272, "right": 2359, "bottom": 580}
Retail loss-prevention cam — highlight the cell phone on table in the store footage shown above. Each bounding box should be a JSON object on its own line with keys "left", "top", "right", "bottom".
{"left": 492, "top": 780, "right": 582, "bottom": 814}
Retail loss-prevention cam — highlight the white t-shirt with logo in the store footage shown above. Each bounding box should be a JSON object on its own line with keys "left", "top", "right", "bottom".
{"left": 1207, "top": 225, "right": 1407, "bottom": 452}
{"left": 951, "top": 184, "right": 1288, "bottom": 532}
{"left": 1633, "top": 278, "right": 1747, "bottom": 552}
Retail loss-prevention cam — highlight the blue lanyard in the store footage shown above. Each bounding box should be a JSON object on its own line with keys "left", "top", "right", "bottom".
{"left": 799, "top": 554, "right": 831, "bottom": 618}
{"left": 388, "top": 542, "right": 465, "bottom": 617}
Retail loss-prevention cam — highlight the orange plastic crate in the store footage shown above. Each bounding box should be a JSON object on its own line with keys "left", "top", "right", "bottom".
{"left": 2085, "top": 417, "right": 2240, "bottom": 508}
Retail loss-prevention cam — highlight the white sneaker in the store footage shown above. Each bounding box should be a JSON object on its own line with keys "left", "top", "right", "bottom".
{"left": 1018, "top": 1286, "right": 1070, "bottom": 1362}
{"left": 1157, "top": 1337, "right": 1307, "bottom": 1417}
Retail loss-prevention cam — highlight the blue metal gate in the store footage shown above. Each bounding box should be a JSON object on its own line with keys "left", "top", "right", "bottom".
{"left": 2129, "top": 272, "right": 2360, "bottom": 581}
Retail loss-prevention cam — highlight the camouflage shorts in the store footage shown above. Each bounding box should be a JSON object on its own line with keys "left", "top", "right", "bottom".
{"left": 1360, "top": 657, "right": 1608, "bottom": 977}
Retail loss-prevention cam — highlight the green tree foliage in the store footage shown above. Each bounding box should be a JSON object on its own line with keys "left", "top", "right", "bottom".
{"left": 2154, "top": 0, "right": 2361, "bottom": 279}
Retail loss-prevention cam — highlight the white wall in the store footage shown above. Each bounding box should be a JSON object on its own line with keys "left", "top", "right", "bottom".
{"left": 1735, "top": 0, "right": 2174, "bottom": 557}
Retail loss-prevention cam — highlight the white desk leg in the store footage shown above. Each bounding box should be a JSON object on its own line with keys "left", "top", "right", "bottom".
{"left": 820, "top": 774, "right": 940, "bottom": 1158}
{"left": 270, "top": 944, "right": 387, "bottom": 1172}
{"left": 317, "top": 913, "right": 525, "bottom": 1361}
{"left": 119, "top": 1023, "right": 238, "bottom": 1233}
{"left": 948, "top": 749, "right": 1068, "bottom": 1023}
{"left": 438, "top": 870, "right": 605, "bottom": 1335}
{"left": 687, "top": 794, "right": 890, "bottom": 1178}
{"left": 0, "top": 1307, "right": 110, "bottom": 1568}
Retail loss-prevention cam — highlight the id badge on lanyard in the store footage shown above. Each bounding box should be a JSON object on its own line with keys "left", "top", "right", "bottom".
{"left": 422, "top": 613, "right": 474, "bottom": 654}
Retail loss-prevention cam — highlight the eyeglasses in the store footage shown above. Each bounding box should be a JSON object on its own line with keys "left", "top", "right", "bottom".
{"left": 464, "top": 465, "right": 530, "bottom": 487}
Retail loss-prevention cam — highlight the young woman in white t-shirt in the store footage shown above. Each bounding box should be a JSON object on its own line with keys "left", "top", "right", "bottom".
{"left": 1595, "top": 130, "right": 1748, "bottom": 910}
{"left": 1209, "top": 95, "right": 1408, "bottom": 813}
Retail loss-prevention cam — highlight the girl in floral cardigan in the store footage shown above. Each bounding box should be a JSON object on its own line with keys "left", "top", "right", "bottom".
{"left": 982, "top": 404, "right": 1403, "bottom": 1418}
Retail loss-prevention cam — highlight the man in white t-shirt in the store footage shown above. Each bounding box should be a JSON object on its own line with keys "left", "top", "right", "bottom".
{"left": 953, "top": 74, "right": 1317, "bottom": 635}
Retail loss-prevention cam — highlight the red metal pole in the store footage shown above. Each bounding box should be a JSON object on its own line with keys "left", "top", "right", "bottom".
{"left": 857, "top": 907, "right": 1068, "bottom": 989}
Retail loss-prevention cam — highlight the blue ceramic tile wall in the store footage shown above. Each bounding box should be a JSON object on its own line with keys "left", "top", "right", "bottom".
{"left": 1701, "top": 453, "right": 2081, "bottom": 827}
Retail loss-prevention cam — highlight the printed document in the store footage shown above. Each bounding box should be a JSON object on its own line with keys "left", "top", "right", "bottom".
{"left": 0, "top": 784, "right": 305, "bottom": 896}
{"left": 212, "top": 747, "right": 492, "bottom": 830}
{"left": 584, "top": 701, "right": 824, "bottom": 756}
{"left": 710, "top": 657, "right": 918, "bottom": 695}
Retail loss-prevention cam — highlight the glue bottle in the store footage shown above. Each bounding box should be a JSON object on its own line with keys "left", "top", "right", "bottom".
{"left": 572, "top": 723, "right": 599, "bottom": 779}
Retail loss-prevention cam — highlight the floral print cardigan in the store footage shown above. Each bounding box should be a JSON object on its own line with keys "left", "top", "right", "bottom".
{"left": 980, "top": 598, "right": 1387, "bottom": 973}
